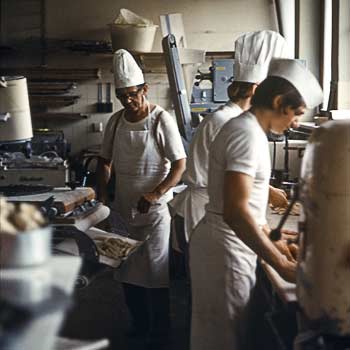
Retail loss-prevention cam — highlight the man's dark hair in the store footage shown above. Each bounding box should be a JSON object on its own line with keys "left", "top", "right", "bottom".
{"left": 115, "top": 83, "right": 146, "bottom": 94}
{"left": 137, "top": 83, "right": 146, "bottom": 89}
{"left": 228, "top": 81, "right": 256, "bottom": 102}
{"left": 251, "top": 76, "right": 304, "bottom": 110}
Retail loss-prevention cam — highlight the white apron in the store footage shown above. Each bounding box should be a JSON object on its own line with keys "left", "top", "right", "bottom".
{"left": 189, "top": 211, "right": 257, "bottom": 350}
{"left": 112, "top": 109, "right": 172, "bottom": 288}
{"left": 169, "top": 185, "right": 208, "bottom": 242}
{"left": 169, "top": 102, "right": 243, "bottom": 243}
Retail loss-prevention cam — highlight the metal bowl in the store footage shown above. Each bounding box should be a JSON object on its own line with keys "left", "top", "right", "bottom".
{"left": 0, "top": 226, "right": 52, "bottom": 268}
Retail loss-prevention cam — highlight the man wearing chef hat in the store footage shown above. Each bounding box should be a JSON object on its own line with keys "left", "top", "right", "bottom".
{"left": 97, "top": 49, "right": 186, "bottom": 345}
{"left": 189, "top": 59, "right": 323, "bottom": 350}
{"left": 169, "top": 30, "right": 290, "bottom": 263}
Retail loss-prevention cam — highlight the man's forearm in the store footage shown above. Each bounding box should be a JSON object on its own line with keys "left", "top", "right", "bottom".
{"left": 152, "top": 158, "right": 186, "bottom": 196}
{"left": 96, "top": 158, "right": 112, "bottom": 203}
{"left": 224, "top": 207, "right": 285, "bottom": 270}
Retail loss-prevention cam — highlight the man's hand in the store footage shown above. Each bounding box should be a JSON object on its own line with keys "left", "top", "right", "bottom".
{"left": 288, "top": 243, "right": 299, "bottom": 260}
{"left": 274, "top": 239, "right": 296, "bottom": 262}
{"left": 96, "top": 157, "right": 112, "bottom": 205}
{"left": 276, "top": 255, "right": 297, "bottom": 283}
{"left": 137, "top": 192, "right": 161, "bottom": 214}
{"left": 269, "top": 186, "right": 288, "bottom": 208}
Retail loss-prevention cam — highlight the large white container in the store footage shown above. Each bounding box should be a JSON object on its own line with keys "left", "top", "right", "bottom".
{"left": 0, "top": 76, "right": 33, "bottom": 142}
{"left": 0, "top": 226, "right": 52, "bottom": 268}
{"left": 0, "top": 256, "right": 81, "bottom": 350}
{"left": 109, "top": 23, "right": 158, "bottom": 52}
{"left": 297, "top": 119, "right": 350, "bottom": 335}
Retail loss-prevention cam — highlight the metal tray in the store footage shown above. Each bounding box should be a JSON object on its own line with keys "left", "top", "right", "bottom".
{"left": 54, "top": 227, "right": 145, "bottom": 268}
{"left": 86, "top": 227, "right": 143, "bottom": 268}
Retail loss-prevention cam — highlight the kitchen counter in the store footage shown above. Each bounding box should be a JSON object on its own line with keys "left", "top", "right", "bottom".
{"left": 261, "top": 208, "right": 299, "bottom": 305}
{"left": 251, "top": 209, "right": 300, "bottom": 348}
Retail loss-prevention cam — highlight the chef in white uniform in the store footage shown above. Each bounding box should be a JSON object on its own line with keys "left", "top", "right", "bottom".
{"left": 189, "top": 58, "right": 323, "bottom": 350}
{"left": 97, "top": 49, "right": 186, "bottom": 344}
{"left": 169, "top": 30, "right": 289, "bottom": 246}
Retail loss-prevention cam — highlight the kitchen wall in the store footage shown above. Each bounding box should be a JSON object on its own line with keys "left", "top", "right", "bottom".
{"left": 2, "top": 0, "right": 278, "bottom": 156}
{"left": 338, "top": 0, "right": 350, "bottom": 109}
{"left": 45, "top": 0, "right": 277, "bottom": 51}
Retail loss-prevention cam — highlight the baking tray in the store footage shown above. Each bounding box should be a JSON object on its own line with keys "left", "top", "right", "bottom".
{"left": 54, "top": 227, "right": 144, "bottom": 268}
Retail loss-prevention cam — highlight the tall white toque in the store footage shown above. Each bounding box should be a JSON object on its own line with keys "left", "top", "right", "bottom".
{"left": 268, "top": 58, "right": 323, "bottom": 108}
{"left": 234, "top": 30, "right": 289, "bottom": 83}
{"left": 113, "top": 49, "right": 145, "bottom": 89}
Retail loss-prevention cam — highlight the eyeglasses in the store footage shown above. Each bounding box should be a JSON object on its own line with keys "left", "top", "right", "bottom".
{"left": 116, "top": 88, "right": 143, "bottom": 100}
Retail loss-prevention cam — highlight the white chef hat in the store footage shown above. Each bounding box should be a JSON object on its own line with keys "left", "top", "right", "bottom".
{"left": 268, "top": 58, "right": 323, "bottom": 108}
{"left": 234, "top": 30, "right": 288, "bottom": 83}
{"left": 113, "top": 49, "right": 145, "bottom": 89}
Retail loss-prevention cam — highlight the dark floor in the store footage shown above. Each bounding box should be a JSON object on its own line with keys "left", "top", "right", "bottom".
{"left": 60, "top": 263, "right": 191, "bottom": 350}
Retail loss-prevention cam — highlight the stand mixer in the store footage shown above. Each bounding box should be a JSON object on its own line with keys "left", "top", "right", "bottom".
{"left": 0, "top": 76, "right": 82, "bottom": 350}
{"left": 295, "top": 119, "right": 350, "bottom": 349}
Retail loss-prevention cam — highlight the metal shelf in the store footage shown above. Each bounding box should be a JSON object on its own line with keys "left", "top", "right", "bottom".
{"left": 0, "top": 67, "right": 102, "bottom": 81}
{"left": 32, "top": 113, "right": 88, "bottom": 120}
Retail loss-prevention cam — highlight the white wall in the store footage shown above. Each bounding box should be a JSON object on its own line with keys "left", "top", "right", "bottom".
{"left": 338, "top": 0, "right": 350, "bottom": 108}
{"left": 277, "top": 0, "right": 295, "bottom": 58}
{"left": 46, "top": 0, "right": 276, "bottom": 51}
{"left": 298, "top": 0, "right": 322, "bottom": 119}
{"left": 299, "top": 0, "right": 321, "bottom": 80}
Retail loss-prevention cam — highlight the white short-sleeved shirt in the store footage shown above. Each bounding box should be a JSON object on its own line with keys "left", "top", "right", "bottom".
{"left": 183, "top": 102, "right": 243, "bottom": 188}
{"left": 100, "top": 105, "right": 186, "bottom": 168}
{"left": 207, "top": 111, "right": 271, "bottom": 225}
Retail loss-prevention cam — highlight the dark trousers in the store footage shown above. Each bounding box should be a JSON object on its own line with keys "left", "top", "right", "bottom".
{"left": 170, "top": 214, "right": 190, "bottom": 280}
{"left": 123, "top": 283, "right": 170, "bottom": 337}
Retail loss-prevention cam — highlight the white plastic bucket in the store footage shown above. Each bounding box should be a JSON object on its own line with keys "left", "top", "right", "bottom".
{"left": 109, "top": 24, "right": 158, "bottom": 52}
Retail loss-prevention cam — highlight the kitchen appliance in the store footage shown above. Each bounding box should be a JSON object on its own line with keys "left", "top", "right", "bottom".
{"left": 0, "top": 256, "right": 81, "bottom": 350}
{"left": 295, "top": 119, "right": 350, "bottom": 348}
{"left": 0, "top": 201, "right": 79, "bottom": 350}
{"left": 0, "top": 153, "right": 69, "bottom": 187}
{"left": 0, "top": 226, "right": 52, "bottom": 268}
{"left": 6, "top": 187, "right": 109, "bottom": 231}
{"left": 0, "top": 77, "right": 70, "bottom": 187}
{"left": 191, "top": 58, "right": 234, "bottom": 120}
{"left": 0, "top": 75, "right": 91, "bottom": 349}
{"left": 269, "top": 129, "right": 309, "bottom": 192}
{"left": 0, "top": 76, "right": 32, "bottom": 142}
{"left": 162, "top": 34, "right": 193, "bottom": 144}
{"left": 162, "top": 34, "right": 206, "bottom": 146}
{"left": 3, "top": 185, "right": 111, "bottom": 292}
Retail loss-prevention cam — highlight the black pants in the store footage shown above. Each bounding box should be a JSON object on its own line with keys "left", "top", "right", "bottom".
{"left": 170, "top": 214, "right": 190, "bottom": 280}
{"left": 123, "top": 283, "right": 170, "bottom": 337}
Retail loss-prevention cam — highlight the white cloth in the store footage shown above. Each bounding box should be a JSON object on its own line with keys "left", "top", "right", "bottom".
{"left": 207, "top": 111, "right": 271, "bottom": 226}
{"left": 189, "top": 111, "right": 271, "bottom": 350}
{"left": 100, "top": 105, "right": 186, "bottom": 288}
{"left": 235, "top": 30, "right": 288, "bottom": 83}
{"left": 169, "top": 102, "right": 242, "bottom": 241}
{"left": 113, "top": 49, "right": 144, "bottom": 88}
{"left": 268, "top": 58, "right": 323, "bottom": 108}
{"left": 190, "top": 213, "right": 257, "bottom": 350}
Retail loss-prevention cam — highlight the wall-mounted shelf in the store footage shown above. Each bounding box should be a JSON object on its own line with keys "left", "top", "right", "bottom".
{"left": 32, "top": 112, "right": 88, "bottom": 119}
{"left": 133, "top": 51, "right": 234, "bottom": 73}
{"left": 62, "top": 40, "right": 235, "bottom": 60}
{"left": 0, "top": 67, "right": 101, "bottom": 81}
{"left": 30, "top": 95, "right": 80, "bottom": 108}
{"left": 28, "top": 82, "right": 77, "bottom": 94}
